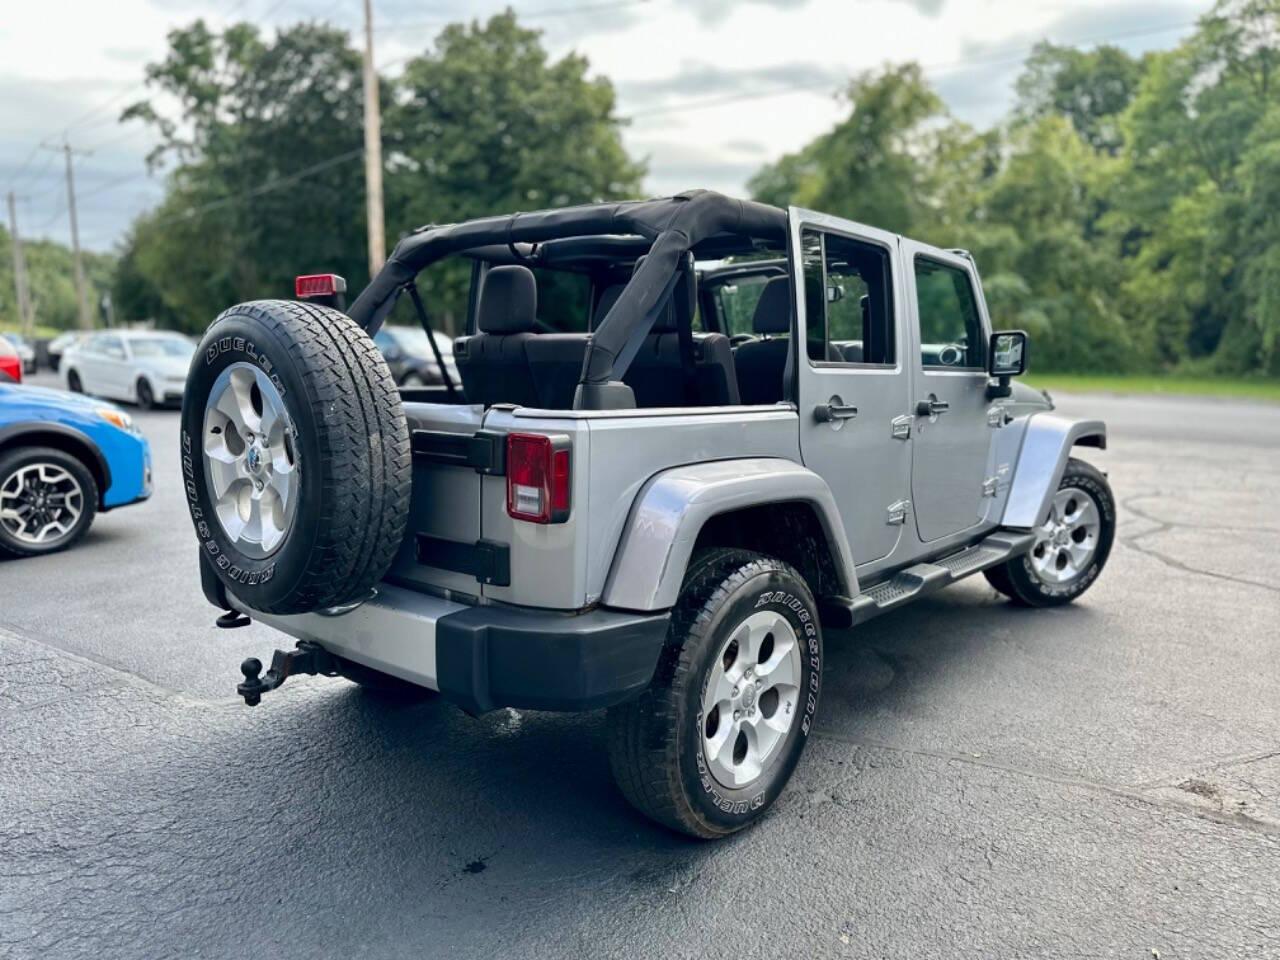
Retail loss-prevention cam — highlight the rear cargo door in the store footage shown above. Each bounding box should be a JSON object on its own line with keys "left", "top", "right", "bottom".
{"left": 383, "top": 402, "right": 491, "bottom": 599}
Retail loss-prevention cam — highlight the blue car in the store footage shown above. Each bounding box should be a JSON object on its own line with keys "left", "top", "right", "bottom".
{"left": 0, "top": 381, "right": 152, "bottom": 557}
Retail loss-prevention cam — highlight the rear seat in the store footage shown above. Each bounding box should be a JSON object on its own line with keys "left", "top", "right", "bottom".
{"left": 453, "top": 265, "right": 540, "bottom": 407}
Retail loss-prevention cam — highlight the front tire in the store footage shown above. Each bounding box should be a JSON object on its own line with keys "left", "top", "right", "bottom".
{"left": 607, "top": 548, "right": 823, "bottom": 838}
{"left": 0, "top": 446, "right": 98, "bottom": 557}
{"left": 985, "top": 457, "right": 1115, "bottom": 606}
{"left": 66, "top": 369, "right": 83, "bottom": 393}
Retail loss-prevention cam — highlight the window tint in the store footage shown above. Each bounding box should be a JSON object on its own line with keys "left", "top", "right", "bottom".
{"left": 801, "top": 229, "right": 895, "bottom": 365}
{"left": 533, "top": 269, "right": 591, "bottom": 332}
{"left": 914, "top": 258, "right": 985, "bottom": 368}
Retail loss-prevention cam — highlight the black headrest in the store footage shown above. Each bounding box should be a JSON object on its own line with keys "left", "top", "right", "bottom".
{"left": 478, "top": 265, "right": 536, "bottom": 334}
{"left": 752, "top": 277, "right": 791, "bottom": 334}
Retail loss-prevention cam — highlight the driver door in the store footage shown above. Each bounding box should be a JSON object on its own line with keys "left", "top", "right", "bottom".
{"left": 901, "top": 241, "right": 992, "bottom": 543}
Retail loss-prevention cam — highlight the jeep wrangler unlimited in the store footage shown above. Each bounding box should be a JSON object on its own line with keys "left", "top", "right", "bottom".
{"left": 182, "top": 191, "right": 1112, "bottom": 838}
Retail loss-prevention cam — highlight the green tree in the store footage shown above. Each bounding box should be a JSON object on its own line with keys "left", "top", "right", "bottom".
{"left": 386, "top": 11, "right": 643, "bottom": 328}
{"left": 1015, "top": 42, "right": 1145, "bottom": 154}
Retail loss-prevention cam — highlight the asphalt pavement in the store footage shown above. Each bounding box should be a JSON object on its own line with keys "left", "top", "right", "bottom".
{"left": 3, "top": 373, "right": 1279, "bottom": 959}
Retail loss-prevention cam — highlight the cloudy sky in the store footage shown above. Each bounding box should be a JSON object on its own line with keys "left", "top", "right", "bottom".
{"left": 2, "top": 0, "right": 1205, "bottom": 253}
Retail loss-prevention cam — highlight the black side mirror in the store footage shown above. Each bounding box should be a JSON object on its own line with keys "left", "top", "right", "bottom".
{"left": 987, "top": 330, "right": 1028, "bottom": 399}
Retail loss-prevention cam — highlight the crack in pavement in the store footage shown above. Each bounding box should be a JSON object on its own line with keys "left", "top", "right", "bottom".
{"left": 1119, "top": 493, "right": 1280, "bottom": 594}
{"left": 813, "top": 728, "right": 1280, "bottom": 838}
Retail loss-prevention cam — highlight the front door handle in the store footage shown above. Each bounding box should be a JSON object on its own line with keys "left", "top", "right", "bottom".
{"left": 915, "top": 397, "right": 950, "bottom": 417}
{"left": 814, "top": 400, "right": 858, "bottom": 423}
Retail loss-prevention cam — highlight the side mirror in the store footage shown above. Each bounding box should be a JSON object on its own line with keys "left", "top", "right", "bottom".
{"left": 987, "top": 330, "right": 1028, "bottom": 399}
{"left": 988, "top": 330, "right": 1028, "bottom": 377}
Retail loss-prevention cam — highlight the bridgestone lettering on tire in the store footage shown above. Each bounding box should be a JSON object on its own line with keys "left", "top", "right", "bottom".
{"left": 180, "top": 299, "right": 412, "bottom": 615}
{"left": 607, "top": 548, "right": 823, "bottom": 838}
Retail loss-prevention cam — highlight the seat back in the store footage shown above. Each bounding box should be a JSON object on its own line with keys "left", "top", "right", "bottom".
{"left": 453, "top": 265, "right": 539, "bottom": 406}
{"left": 733, "top": 276, "right": 792, "bottom": 405}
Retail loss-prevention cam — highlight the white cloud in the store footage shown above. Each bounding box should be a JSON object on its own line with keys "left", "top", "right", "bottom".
{"left": 0, "top": 0, "right": 1205, "bottom": 251}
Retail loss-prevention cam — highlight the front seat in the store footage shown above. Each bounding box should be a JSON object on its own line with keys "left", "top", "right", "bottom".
{"left": 453, "top": 265, "right": 540, "bottom": 406}
{"left": 733, "top": 276, "right": 791, "bottom": 405}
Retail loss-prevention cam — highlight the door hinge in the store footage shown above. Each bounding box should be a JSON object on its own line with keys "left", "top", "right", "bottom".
{"left": 891, "top": 415, "right": 912, "bottom": 440}
{"left": 982, "top": 476, "right": 998, "bottom": 498}
{"left": 986, "top": 406, "right": 1006, "bottom": 428}
{"left": 887, "top": 499, "right": 910, "bottom": 525}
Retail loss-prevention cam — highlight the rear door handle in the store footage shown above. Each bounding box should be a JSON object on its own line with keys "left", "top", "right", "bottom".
{"left": 814, "top": 402, "right": 858, "bottom": 423}
{"left": 915, "top": 397, "right": 949, "bottom": 416}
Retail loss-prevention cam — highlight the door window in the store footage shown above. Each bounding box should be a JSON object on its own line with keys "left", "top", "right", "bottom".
{"left": 100, "top": 336, "right": 126, "bottom": 360}
{"left": 801, "top": 229, "right": 895, "bottom": 366}
{"left": 914, "top": 258, "right": 985, "bottom": 369}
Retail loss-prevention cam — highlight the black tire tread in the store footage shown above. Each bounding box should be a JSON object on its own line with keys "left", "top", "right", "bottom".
{"left": 606, "top": 548, "right": 805, "bottom": 838}
{"left": 198, "top": 299, "right": 411, "bottom": 614}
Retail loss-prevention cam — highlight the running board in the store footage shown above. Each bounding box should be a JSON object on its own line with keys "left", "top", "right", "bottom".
{"left": 820, "top": 531, "right": 1036, "bottom": 628}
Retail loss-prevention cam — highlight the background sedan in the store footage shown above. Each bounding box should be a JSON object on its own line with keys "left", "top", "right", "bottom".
{"left": 62, "top": 330, "right": 195, "bottom": 409}
{"left": 2, "top": 332, "right": 37, "bottom": 374}
{"left": 373, "top": 324, "right": 460, "bottom": 388}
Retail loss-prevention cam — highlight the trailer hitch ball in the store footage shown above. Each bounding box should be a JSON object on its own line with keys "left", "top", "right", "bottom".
{"left": 239, "top": 658, "right": 266, "bottom": 706}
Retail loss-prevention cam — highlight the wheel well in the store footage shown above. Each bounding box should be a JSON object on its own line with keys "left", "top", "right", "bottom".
{"left": 692, "top": 501, "right": 842, "bottom": 600}
{"left": 1074, "top": 432, "right": 1106, "bottom": 450}
{"left": 0, "top": 430, "right": 108, "bottom": 506}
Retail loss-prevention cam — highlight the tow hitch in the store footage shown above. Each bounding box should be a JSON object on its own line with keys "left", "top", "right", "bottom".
{"left": 237, "top": 641, "right": 339, "bottom": 706}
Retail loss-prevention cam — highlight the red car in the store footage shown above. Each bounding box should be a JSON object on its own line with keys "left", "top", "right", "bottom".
{"left": 0, "top": 335, "right": 22, "bottom": 384}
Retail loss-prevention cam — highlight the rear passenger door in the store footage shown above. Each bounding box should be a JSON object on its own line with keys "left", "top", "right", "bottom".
{"left": 790, "top": 209, "right": 911, "bottom": 568}
{"left": 902, "top": 242, "right": 992, "bottom": 543}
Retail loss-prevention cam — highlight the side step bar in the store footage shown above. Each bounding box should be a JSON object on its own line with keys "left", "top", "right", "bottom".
{"left": 821, "top": 530, "right": 1036, "bottom": 628}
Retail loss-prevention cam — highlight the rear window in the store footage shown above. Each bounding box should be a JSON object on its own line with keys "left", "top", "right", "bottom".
{"left": 533, "top": 269, "right": 591, "bottom": 333}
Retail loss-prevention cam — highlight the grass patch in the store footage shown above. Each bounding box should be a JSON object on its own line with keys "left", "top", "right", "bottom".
{"left": 1, "top": 324, "right": 72, "bottom": 340}
{"left": 1025, "top": 374, "right": 1280, "bottom": 403}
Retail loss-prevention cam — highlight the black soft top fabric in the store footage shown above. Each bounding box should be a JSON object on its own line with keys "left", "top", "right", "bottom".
{"left": 348, "top": 191, "right": 788, "bottom": 401}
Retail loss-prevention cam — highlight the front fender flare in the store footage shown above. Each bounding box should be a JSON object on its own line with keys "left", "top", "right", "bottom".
{"left": 601, "top": 458, "right": 857, "bottom": 611}
{"left": 1001, "top": 413, "right": 1107, "bottom": 529}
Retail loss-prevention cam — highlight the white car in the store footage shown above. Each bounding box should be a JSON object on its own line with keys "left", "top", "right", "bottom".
{"left": 62, "top": 331, "right": 196, "bottom": 409}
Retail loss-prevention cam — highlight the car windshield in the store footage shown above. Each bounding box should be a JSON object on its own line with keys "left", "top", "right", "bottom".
{"left": 393, "top": 327, "right": 453, "bottom": 358}
{"left": 130, "top": 336, "right": 194, "bottom": 359}
{"left": 2, "top": 333, "right": 26, "bottom": 347}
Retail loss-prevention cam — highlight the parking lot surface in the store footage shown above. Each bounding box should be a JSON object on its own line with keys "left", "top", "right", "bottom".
{"left": 3, "top": 373, "right": 1279, "bottom": 959}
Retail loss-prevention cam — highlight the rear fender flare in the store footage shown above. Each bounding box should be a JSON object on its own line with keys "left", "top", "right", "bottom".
{"left": 1001, "top": 413, "right": 1107, "bottom": 528}
{"left": 601, "top": 458, "right": 857, "bottom": 611}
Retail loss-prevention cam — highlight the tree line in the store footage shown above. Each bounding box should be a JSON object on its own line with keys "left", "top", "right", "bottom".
{"left": 4, "top": 0, "right": 1278, "bottom": 375}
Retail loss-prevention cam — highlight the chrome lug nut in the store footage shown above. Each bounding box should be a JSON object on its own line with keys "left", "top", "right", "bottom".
{"left": 733, "top": 709, "right": 742, "bottom": 720}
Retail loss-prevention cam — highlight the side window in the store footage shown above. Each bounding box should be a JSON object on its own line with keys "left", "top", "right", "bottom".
{"left": 801, "top": 228, "right": 895, "bottom": 365}
{"left": 914, "top": 258, "right": 985, "bottom": 369}
{"left": 712, "top": 275, "right": 774, "bottom": 337}
{"left": 102, "top": 336, "right": 126, "bottom": 359}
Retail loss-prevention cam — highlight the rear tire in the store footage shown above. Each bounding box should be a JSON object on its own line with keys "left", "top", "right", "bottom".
{"left": 985, "top": 457, "right": 1114, "bottom": 607}
{"left": 180, "top": 299, "right": 412, "bottom": 615}
{"left": 0, "top": 446, "right": 98, "bottom": 558}
{"left": 66, "top": 369, "right": 83, "bottom": 393}
{"left": 136, "top": 378, "right": 155, "bottom": 410}
{"left": 607, "top": 548, "right": 822, "bottom": 838}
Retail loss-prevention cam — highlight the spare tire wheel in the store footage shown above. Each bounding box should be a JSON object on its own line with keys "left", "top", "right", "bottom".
{"left": 180, "top": 299, "right": 412, "bottom": 615}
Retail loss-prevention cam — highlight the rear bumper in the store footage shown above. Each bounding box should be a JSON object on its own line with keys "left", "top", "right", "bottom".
{"left": 216, "top": 570, "right": 669, "bottom": 714}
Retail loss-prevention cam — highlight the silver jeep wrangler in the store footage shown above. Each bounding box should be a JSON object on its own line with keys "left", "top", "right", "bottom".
{"left": 182, "top": 191, "right": 1112, "bottom": 838}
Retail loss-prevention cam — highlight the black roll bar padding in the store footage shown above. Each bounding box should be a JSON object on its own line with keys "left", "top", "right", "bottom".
{"left": 346, "top": 191, "right": 788, "bottom": 408}
{"left": 405, "top": 282, "right": 460, "bottom": 400}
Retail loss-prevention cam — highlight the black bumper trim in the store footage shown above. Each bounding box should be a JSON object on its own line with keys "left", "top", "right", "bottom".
{"left": 436, "top": 604, "right": 670, "bottom": 714}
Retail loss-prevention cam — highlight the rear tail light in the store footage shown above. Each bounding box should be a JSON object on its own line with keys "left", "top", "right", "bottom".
{"left": 506, "top": 433, "right": 571, "bottom": 524}
{"left": 0, "top": 354, "right": 20, "bottom": 384}
{"left": 295, "top": 273, "right": 347, "bottom": 300}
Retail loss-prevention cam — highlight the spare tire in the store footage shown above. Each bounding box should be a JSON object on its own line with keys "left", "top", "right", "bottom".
{"left": 180, "top": 299, "right": 411, "bottom": 614}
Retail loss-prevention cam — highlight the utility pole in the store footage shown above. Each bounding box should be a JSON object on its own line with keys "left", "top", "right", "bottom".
{"left": 6, "top": 191, "right": 34, "bottom": 336}
{"left": 362, "top": 0, "right": 386, "bottom": 276}
{"left": 43, "top": 140, "right": 92, "bottom": 330}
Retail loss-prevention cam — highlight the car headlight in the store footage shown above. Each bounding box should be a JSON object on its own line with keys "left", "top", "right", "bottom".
{"left": 98, "top": 409, "right": 135, "bottom": 432}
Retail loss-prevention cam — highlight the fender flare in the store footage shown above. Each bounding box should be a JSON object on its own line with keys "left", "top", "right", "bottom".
{"left": 601, "top": 457, "right": 857, "bottom": 611}
{"left": 0, "top": 420, "right": 112, "bottom": 503}
{"left": 1001, "top": 413, "right": 1107, "bottom": 529}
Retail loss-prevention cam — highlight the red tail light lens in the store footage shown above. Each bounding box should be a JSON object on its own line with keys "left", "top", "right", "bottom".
{"left": 0, "top": 354, "right": 20, "bottom": 384}
{"left": 506, "top": 433, "right": 571, "bottom": 524}
{"left": 295, "top": 273, "right": 347, "bottom": 299}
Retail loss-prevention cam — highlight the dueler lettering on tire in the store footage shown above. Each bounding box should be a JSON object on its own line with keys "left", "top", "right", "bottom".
{"left": 607, "top": 548, "right": 823, "bottom": 838}
{"left": 179, "top": 299, "right": 412, "bottom": 615}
